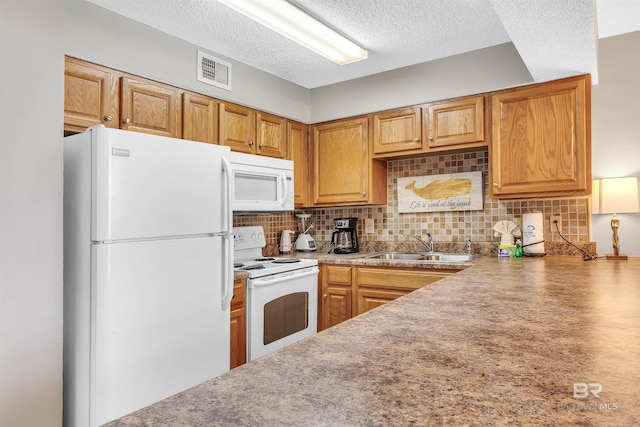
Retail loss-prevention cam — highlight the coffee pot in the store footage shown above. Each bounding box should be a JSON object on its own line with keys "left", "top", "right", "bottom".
{"left": 330, "top": 217, "right": 359, "bottom": 254}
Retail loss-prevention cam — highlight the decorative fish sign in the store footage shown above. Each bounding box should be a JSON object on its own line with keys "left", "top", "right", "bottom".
{"left": 405, "top": 178, "right": 472, "bottom": 200}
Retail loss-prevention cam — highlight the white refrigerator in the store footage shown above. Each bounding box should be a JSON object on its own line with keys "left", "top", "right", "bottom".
{"left": 63, "top": 126, "right": 234, "bottom": 426}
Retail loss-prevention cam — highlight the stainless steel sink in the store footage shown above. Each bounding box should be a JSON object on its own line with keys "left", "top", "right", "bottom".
{"left": 364, "top": 252, "right": 479, "bottom": 262}
{"left": 367, "top": 252, "right": 425, "bottom": 260}
{"left": 426, "top": 253, "right": 477, "bottom": 262}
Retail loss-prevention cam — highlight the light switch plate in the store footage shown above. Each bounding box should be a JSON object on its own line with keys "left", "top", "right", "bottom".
{"left": 364, "top": 218, "right": 374, "bottom": 234}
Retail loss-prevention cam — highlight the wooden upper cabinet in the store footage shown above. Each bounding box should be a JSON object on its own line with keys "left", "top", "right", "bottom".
{"left": 219, "top": 102, "right": 287, "bottom": 158}
{"left": 256, "top": 112, "right": 287, "bottom": 158}
{"left": 489, "top": 75, "right": 591, "bottom": 199}
{"left": 219, "top": 102, "right": 255, "bottom": 154}
{"left": 64, "top": 57, "right": 119, "bottom": 133}
{"left": 372, "top": 107, "right": 422, "bottom": 156}
{"left": 287, "top": 120, "right": 309, "bottom": 207}
{"left": 311, "top": 116, "right": 387, "bottom": 206}
{"left": 182, "top": 92, "right": 217, "bottom": 144}
{"left": 120, "top": 76, "right": 182, "bottom": 138}
{"left": 426, "top": 94, "right": 486, "bottom": 149}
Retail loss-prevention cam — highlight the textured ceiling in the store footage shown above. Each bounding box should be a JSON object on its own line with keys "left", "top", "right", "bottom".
{"left": 85, "top": 0, "right": 639, "bottom": 89}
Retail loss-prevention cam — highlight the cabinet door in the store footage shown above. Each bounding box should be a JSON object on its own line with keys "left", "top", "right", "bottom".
{"left": 64, "top": 57, "right": 119, "bottom": 133}
{"left": 356, "top": 287, "right": 407, "bottom": 315}
{"left": 288, "top": 120, "right": 309, "bottom": 207}
{"left": 320, "top": 265, "right": 352, "bottom": 331}
{"left": 354, "top": 267, "right": 452, "bottom": 315}
{"left": 426, "top": 95, "right": 485, "bottom": 148}
{"left": 219, "top": 102, "right": 255, "bottom": 154}
{"left": 120, "top": 76, "right": 182, "bottom": 138}
{"left": 356, "top": 267, "right": 452, "bottom": 291}
{"left": 230, "top": 279, "right": 246, "bottom": 369}
{"left": 256, "top": 112, "right": 287, "bottom": 158}
{"left": 312, "top": 117, "right": 371, "bottom": 205}
{"left": 490, "top": 75, "right": 591, "bottom": 199}
{"left": 322, "top": 285, "right": 352, "bottom": 330}
{"left": 183, "top": 92, "right": 217, "bottom": 144}
{"left": 372, "top": 107, "right": 422, "bottom": 155}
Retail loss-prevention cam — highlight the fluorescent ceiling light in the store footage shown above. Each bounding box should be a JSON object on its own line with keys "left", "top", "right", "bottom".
{"left": 217, "top": 0, "right": 368, "bottom": 65}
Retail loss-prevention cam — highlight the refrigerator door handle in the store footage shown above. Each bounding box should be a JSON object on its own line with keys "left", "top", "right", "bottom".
{"left": 221, "top": 156, "right": 233, "bottom": 235}
{"left": 221, "top": 233, "right": 233, "bottom": 310}
{"left": 221, "top": 156, "right": 234, "bottom": 311}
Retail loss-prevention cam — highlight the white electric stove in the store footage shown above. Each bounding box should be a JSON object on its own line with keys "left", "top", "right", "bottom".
{"left": 234, "top": 226, "right": 318, "bottom": 362}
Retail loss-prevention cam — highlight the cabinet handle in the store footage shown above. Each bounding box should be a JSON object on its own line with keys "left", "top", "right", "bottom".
{"left": 493, "top": 183, "right": 499, "bottom": 187}
{"left": 413, "top": 137, "right": 420, "bottom": 142}
{"left": 248, "top": 141, "right": 254, "bottom": 146}
{"left": 123, "top": 118, "right": 131, "bottom": 125}
{"left": 323, "top": 294, "right": 327, "bottom": 299}
{"left": 103, "top": 115, "right": 113, "bottom": 122}
{"left": 362, "top": 191, "right": 366, "bottom": 197}
{"left": 258, "top": 143, "right": 264, "bottom": 148}
{"left": 428, "top": 136, "right": 433, "bottom": 140}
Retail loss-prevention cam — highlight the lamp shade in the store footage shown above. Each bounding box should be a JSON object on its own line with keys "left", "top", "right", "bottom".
{"left": 592, "top": 177, "right": 640, "bottom": 214}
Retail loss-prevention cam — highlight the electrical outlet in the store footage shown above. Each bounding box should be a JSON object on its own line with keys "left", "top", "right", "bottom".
{"left": 550, "top": 215, "right": 562, "bottom": 233}
{"left": 364, "top": 218, "right": 374, "bottom": 234}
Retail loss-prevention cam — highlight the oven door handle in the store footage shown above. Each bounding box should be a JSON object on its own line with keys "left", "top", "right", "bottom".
{"left": 249, "top": 267, "right": 319, "bottom": 288}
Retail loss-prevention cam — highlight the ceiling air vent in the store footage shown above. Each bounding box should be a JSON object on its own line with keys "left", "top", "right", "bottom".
{"left": 197, "top": 50, "right": 232, "bottom": 91}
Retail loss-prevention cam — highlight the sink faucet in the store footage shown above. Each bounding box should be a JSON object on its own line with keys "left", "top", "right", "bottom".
{"left": 466, "top": 238, "right": 472, "bottom": 256}
{"left": 408, "top": 233, "right": 433, "bottom": 252}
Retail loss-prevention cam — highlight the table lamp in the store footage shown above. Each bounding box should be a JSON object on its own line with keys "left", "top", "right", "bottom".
{"left": 592, "top": 177, "right": 640, "bottom": 260}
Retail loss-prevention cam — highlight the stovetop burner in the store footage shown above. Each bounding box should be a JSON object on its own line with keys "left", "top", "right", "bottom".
{"left": 254, "top": 257, "right": 276, "bottom": 262}
{"left": 240, "top": 264, "right": 265, "bottom": 271}
{"left": 273, "top": 258, "right": 301, "bottom": 264}
{"left": 234, "top": 263, "right": 244, "bottom": 268}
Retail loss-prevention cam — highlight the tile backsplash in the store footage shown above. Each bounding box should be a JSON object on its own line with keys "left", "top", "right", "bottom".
{"left": 234, "top": 148, "right": 593, "bottom": 255}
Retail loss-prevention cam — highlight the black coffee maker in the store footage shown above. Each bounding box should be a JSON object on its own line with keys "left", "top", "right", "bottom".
{"left": 331, "top": 217, "right": 359, "bottom": 254}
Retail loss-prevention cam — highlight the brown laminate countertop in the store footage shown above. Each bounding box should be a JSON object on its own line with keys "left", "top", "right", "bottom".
{"left": 109, "top": 256, "right": 640, "bottom": 426}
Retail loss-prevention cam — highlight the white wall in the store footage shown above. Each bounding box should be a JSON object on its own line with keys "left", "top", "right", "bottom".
{"left": 0, "top": 0, "right": 64, "bottom": 426}
{"left": 309, "top": 43, "right": 533, "bottom": 123}
{"left": 64, "top": 0, "right": 311, "bottom": 123}
{"left": 591, "top": 31, "right": 640, "bottom": 257}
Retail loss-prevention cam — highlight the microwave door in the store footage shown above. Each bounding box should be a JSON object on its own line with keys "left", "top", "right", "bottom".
{"left": 234, "top": 170, "right": 280, "bottom": 211}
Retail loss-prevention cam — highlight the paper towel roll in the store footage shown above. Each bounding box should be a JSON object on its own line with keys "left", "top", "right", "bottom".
{"left": 522, "top": 212, "right": 545, "bottom": 254}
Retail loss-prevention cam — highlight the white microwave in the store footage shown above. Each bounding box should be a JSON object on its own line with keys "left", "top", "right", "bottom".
{"left": 229, "top": 152, "right": 294, "bottom": 213}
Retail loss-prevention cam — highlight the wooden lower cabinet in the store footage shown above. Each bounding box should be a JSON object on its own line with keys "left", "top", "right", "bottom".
{"left": 319, "top": 264, "right": 456, "bottom": 330}
{"left": 320, "top": 265, "right": 353, "bottom": 331}
{"left": 354, "top": 267, "right": 454, "bottom": 316}
{"left": 230, "top": 278, "right": 246, "bottom": 369}
{"left": 357, "top": 287, "right": 407, "bottom": 314}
